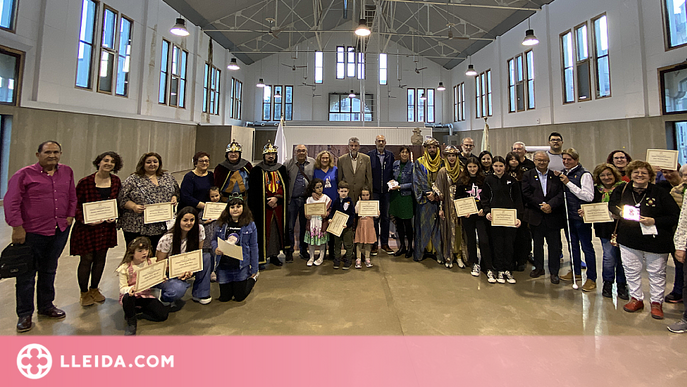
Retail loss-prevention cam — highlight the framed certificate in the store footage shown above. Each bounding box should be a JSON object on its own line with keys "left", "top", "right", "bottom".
{"left": 491, "top": 208, "right": 517, "bottom": 227}
{"left": 217, "top": 237, "right": 243, "bottom": 261}
{"left": 646, "top": 149, "right": 679, "bottom": 171}
{"left": 358, "top": 200, "right": 380, "bottom": 217}
{"left": 454, "top": 197, "right": 479, "bottom": 217}
{"left": 144, "top": 202, "right": 175, "bottom": 224}
{"left": 326, "top": 210, "right": 349, "bottom": 237}
{"left": 305, "top": 202, "right": 327, "bottom": 217}
{"left": 580, "top": 203, "right": 613, "bottom": 223}
{"left": 202, "top": 202, "right": 225, "bottom": 220}
{"left": 82, "top": 199, "right": 118, "bottom": 224}
{"left": 134, "top": 260, "right": 167, "bottom": 292}
{"left": 168, "top": 249, "right": 203, "bottom": 278}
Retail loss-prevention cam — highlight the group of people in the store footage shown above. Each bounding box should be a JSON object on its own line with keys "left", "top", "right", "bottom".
{"left": 4, "top": 134, "right": 687, "bottom": 336}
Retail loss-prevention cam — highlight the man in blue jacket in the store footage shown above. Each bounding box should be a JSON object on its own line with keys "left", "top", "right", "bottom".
{"left": 368, "top": 135, "right": 395, "bottom": 255}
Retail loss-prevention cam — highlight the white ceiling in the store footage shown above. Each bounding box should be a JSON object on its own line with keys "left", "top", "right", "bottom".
{"left": 163, "top": 0, "right": 555, "bottom": 69}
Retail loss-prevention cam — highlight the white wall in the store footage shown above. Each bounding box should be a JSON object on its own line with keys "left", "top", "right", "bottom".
{"left": 450, "top": 0, "right": 687, "bottom": 131}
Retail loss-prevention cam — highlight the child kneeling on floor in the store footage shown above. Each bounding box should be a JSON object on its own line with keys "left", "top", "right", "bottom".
{"left": 116, "top": 237, "right": 170, "bottom": 336}
{"left": 212, "top": 195, "right": 259, "bottom": 302}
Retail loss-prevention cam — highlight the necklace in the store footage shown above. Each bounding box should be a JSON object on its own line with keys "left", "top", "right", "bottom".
{"left": 631, "top": 190, "right": 647, "bottom": 208}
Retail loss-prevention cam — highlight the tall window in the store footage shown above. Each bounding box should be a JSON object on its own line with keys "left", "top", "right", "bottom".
{"left": 203, "top": 64, "right": 220, "bottom": 115}
{"left": 76, "top": 0, "right": 97, "bottom": 89}
{"left": 427, "top": 89, "right": 435, "bottom": 123}
{"left": 357, "top": 52, "right": 365, "bottom": 79}
{"left": 407, "top": 89, "right": 415, "bottom": 122}
{"left": 315, "top": 51, "right": 323, "bottom": 83}
{"left": 0, "top": 46, "right": 22, "bottom": 105}
{"left": 159, "top": 41, "right": 187, "bottom": 108}
{"left": 575, "top": 23, "right": 591, "bottom": 101}
{"left": 417, "top": 89, "right": 425, "bottom": 122}
{"left": 561, "top": 31, "right": 575, "bottom": 103}
{"left": 230, "top": 78, "right": 242, "bottom": 119}
{"left": 273, "top": 86, "right": 282, "bottom": 120}
{"left": 262, "top": 85, "right": 272, "bottom": 120}
{"left": 284, "top": 85, "right": 293, "bottom": 120}
{"left": 329, "top": 93, "right": 373, "bottom": 121}
{"left": 115, "top": 17, "right": 132, "bottom": 96}
{"left": 665, "top": 0, "right": 687, "bottom": 48}
{"left": 0, "top": 0, "right": 17, "bottom": 31}
{"left": 97, "top": 7, "right": 117, "bottom": 94}
{"left": 379, "top": 53, "right": 387, "bottom": 85}
{"left": 336, "top": 46, "right": 344, "bottom": 79}
{"left": 453, "top": 85, "right": 458, "bottom": 121}
{"left": 347, "top": 47, "right": 355, "bottom": 77}
{"left": 593, "top": 14, "right": 610, "bottom": 98}
{"left": 476, "top": 70, "right": 491, "bottom": 118}
{"left": 508, "top": 51, "right": 535, "bottom": 112}
{"left": 454, "top": 83, "right": 465, "bottom": 121}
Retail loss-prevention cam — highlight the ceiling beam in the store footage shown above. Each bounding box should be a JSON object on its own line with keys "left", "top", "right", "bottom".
{"left": 382, "top": 0, "right": 540, "bottom": 12}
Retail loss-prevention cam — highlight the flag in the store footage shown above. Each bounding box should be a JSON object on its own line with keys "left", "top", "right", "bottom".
{"left": 275, "top": 117, "right": 287, "bottom": 164}
{"left": 481, "top": 117, "right": 490, "bottom": 152}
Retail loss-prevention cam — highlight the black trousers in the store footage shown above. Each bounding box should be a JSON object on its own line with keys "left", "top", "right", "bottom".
{"left": 531, "top": 223, "right": 562, "bottom": 275}
{"left": 219, "top": 279, "right": 255, "bottom": 302}
{"left": 492, "top": 226, "right": 516, "bottom": 271}
{"left": 122, "top": 294, "right": 169, "bottom": 321}
{"left": 514, "top": 222, "right": 532, "bottom": 267}
{"left": 394, "top": 217, "right": 413, "bottom": 250}
{"left": 463, "top": 215, "right": 493, "bottom": 270}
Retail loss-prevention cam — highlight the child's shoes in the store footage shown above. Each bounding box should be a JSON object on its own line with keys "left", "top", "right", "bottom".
{"left": 355, "top": 259, "right": 362, "bottom": 269}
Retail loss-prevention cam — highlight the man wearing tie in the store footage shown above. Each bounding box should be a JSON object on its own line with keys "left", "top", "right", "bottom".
{"left": 521, "top": 151, "right": 565, "bottom": 284}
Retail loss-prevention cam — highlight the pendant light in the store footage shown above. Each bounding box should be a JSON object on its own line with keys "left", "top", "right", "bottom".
{"left": 355, "top": 19, "right": 371, "bottom": 37}
{"left": 522, "top": 18, "right": 539, "bottom": 46}
{"left": 349, "top": 90, "right": 356, "bottom": 98}
{"left": 437, "top": 82, "right": 446, "bottom": 91}
{"left": 228, "top": 58, "right": 240, "bottom": 70}
{"left": 257, "top": 78, "right": 265, "bottom": 88}
{"left": 170, "top": 18, "right": 190, "bottom": 37}
{"left": 465, "top": 56, "right": 477, "bottom": 77}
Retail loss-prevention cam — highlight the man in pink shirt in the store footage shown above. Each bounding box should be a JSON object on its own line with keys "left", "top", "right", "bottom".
{"left": 4, "top": 141, "right": 77, "bottom": 333}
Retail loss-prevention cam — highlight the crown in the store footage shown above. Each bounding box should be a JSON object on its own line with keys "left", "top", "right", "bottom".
{"left": 423, "top": 136, "right": 439, "bottom": 147}
{"left": 262, "top": 141, "right": 278, "bottom": 154}
{"left": 226, "top": 140, "right": 242, "bottom": 153}
{"left": 443, "top": 145, "right": 460, "bottom": 154}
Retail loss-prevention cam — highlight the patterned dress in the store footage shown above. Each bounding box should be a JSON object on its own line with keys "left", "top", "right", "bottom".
{"left": 117, "top": 172, "right": 180, "bottom": 236}
{"left": 70, "top": 173, "right": 122, "bottom": 255}
{"left": 304, "top": 194, "right": 331, "bottom": 245}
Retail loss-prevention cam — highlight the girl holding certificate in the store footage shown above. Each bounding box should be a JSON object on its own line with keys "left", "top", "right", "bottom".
{"left": 116, "top": 237, "right": 170, "bottom": 336}
{"left": 304, "top": 178, "right": 331, "bottom": 267}
{"left": 354, "top": 187, "right": 379, "bottom": 268}
{"left": 71, "top": 151, "right": 122, "bottom": 307}
{"left": 455, "top": 157, "right": 494, "bottom": 282}
{"left": 212, "top": 196, "right": 259, "bottom": 302}
{"left": 156, "top": 207, "right": 209, "bottom": 305}
{"left": 485, "top": 156, "right": 523, "bottom": 284}
{"left": 608, "top": 160, "right": 679, "bottom": 320}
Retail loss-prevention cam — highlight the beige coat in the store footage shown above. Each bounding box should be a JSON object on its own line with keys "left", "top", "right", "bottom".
{"left": 337, "top": 152, "right": 372, "bottom": 203}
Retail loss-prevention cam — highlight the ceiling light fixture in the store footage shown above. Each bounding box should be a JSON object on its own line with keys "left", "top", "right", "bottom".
{"left": 257, "top": 78, "right": 265, "bottom": 88}
{"left": 465, "top": 56, "right": 477, "bottom": 77}
{"left": 170, "top": 18, "right": 190, "bottom": 37}
{"left": 349, "top": 90, "right": 356, "bottom": 98}
{"left": 355, "top": 19, "right": 371, "bottom": 37}
{"left": 275, "top": 89, "right": 281, "bottom": 98}
{"left": 228, "top": 58, "right": 240, "bottom": 70}
{"left": 522, "top": 18, "right": 539, "bottom": 46}
{"left": 437, "top": 82, "right": 446, "bottom": 91}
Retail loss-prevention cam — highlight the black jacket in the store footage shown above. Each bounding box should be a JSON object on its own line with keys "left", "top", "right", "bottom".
{"left": 485, "top": 174, "right": 524, "bottom": 220}
{"left": 521, "top": 168, "right": 565, "bottom": 228}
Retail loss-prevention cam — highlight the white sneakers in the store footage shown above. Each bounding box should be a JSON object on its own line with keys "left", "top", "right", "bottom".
{"left": 497, "top": 271, "right": 506, "bottom": 284}
{"left": 313, "top": 256, "right": 324, "bottom": 266}
{"left": 192, "top": 297, "right": 212, "bottom": 305}
{"left": 504, "top": 270, "right": 516, "bottom": 284}
{"left": 486, "top": 270, "right": 497, "bottom": 283}
{"left": 306, "top": 257, "right": 315, "bottom": 267}
{"left": 471, "top": 264, "right": 481, "bottom": 277}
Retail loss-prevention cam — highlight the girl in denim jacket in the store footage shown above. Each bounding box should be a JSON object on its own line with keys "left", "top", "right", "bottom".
{"left": 211, "top": 196, "right": 259, "bottom": 302}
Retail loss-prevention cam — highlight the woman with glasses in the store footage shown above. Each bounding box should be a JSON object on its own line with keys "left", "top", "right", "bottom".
{"left": 180, "top": 152, "right": 214, "bottom": 211}
{"left": 606, "top": 150, "right": 632, "bottom": 182}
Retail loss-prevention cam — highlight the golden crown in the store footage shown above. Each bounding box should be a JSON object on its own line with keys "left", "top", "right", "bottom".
{"left": 262, "top": 141, "right": 278, "bottom": 154}
{"left": 226, "top": 140, "right": 242, "bottom": 153}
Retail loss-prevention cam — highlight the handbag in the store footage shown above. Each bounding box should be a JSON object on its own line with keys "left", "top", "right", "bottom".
{"left": 0, "top": 243, "right": 35, "bottom": 279}
{"left": 610, "top": 183, "right": 630, "bottom": 247}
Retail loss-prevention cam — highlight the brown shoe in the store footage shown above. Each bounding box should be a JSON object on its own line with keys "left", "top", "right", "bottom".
{"left": 581, "top": 279, "right": 596, "bottom": 292}
{"left": 529, "top": 268, "right": 545, "bottom": 278}
{"left": 651, "top": 302, "right": 664, "bottom": 319}
{"left": 17, "top": 315, "right": 33, "bottom": 333}
{"left": 80, "top": 291, "right": 95, "bottom": 307}
{"left": 88, "top": 288, "right": 106, "bottom": 303}
{"left": 623, "top": 298, "right": 644, "bottom": 313}
{"left": 560, "top": 271, "right": 582, "bottom": 282}
{"left": 381, "top": 245, "right": 394, "bottom": 253}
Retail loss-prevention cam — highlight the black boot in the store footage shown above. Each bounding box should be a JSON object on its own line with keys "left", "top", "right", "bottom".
{"left": 270, "top": 256, "right": 283, "bottom": 266}
{"left": 394, "top": 244, "right": 406, "bottom": 257}
{"left": 125, "top": 317, "right": 137, "bottom": 336}
{"left": 602, "top": 281, "right": 613, "bottom": 298}
{"left": 405, "top": 247, "right": 414, "bottom": 258}
{"left": 617, "top": 283, "right": 629, "bottom": 300}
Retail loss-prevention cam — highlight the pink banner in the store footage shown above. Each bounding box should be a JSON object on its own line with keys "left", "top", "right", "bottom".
{"left": 0, "top": 336, "right": 679, "bottom": 386}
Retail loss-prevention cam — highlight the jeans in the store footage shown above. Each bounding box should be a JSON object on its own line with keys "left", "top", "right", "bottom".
{"left": 156, "top": 279, "right": 190, "bottom": 303}
{"left": 600, "top": 238, "right": 626, "bottom": 284}
{"left": 15, "top": 227, "right": 71, "bottom": 317}
{"left": 670, "top": 254, "right": 684, "bottom": 296}
{"left": 287, "top": 197, "right": 307, "bottom": 255}
{"left": 191, "top": 252, "right": 213, "bottom": 299}
{"left": 619, "top": 244, "right": 668, "bottom": 304}
{"left": 567, "top": 219, "right": 597, "bottom": 281}
{"left": 372, "top": 192, "right": 391, "bottom": 246}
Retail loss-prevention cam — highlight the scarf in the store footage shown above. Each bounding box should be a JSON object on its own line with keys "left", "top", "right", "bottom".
{"left": 220, "top": 158, "right": 249, "bottom": 172}
{"left": 445, "top": 160, "right": 461, "bottom": 183}
{"left": 596, "top": 181, "right": 623, "bottom": 202}
{"left": 419, "top": 149, "right": 443, "bottom": 174}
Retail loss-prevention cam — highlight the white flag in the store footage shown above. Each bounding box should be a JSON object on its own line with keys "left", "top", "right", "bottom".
{"left": 481, "top": 118, "right": 490, "bottom": 152}
{"left": 275, "top": 117, "right": 287, "bottom": 164}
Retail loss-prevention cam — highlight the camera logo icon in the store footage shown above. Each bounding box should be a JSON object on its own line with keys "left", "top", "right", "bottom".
{"left": 17, "top": 344, "right": 52, "bottom": 379}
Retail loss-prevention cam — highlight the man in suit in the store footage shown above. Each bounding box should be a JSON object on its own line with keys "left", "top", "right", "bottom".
{"left": 368, "top": 135, "right": 395, "bottom": 255}
{"left": 337, "top": 137, "right": 372, "bottom": 204}
{"left": 521, "top": 151, "right": 565, "bottom": 284}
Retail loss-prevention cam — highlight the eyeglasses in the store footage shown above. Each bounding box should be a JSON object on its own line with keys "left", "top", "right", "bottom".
{"left": 613, "top": 156, "right": 626, "bottom": 160}
{"left": 197, "top": 159, "right": 210, "bottom": 163}
{"left": 549, "top": 139, "right": 562, "bottom": 143}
